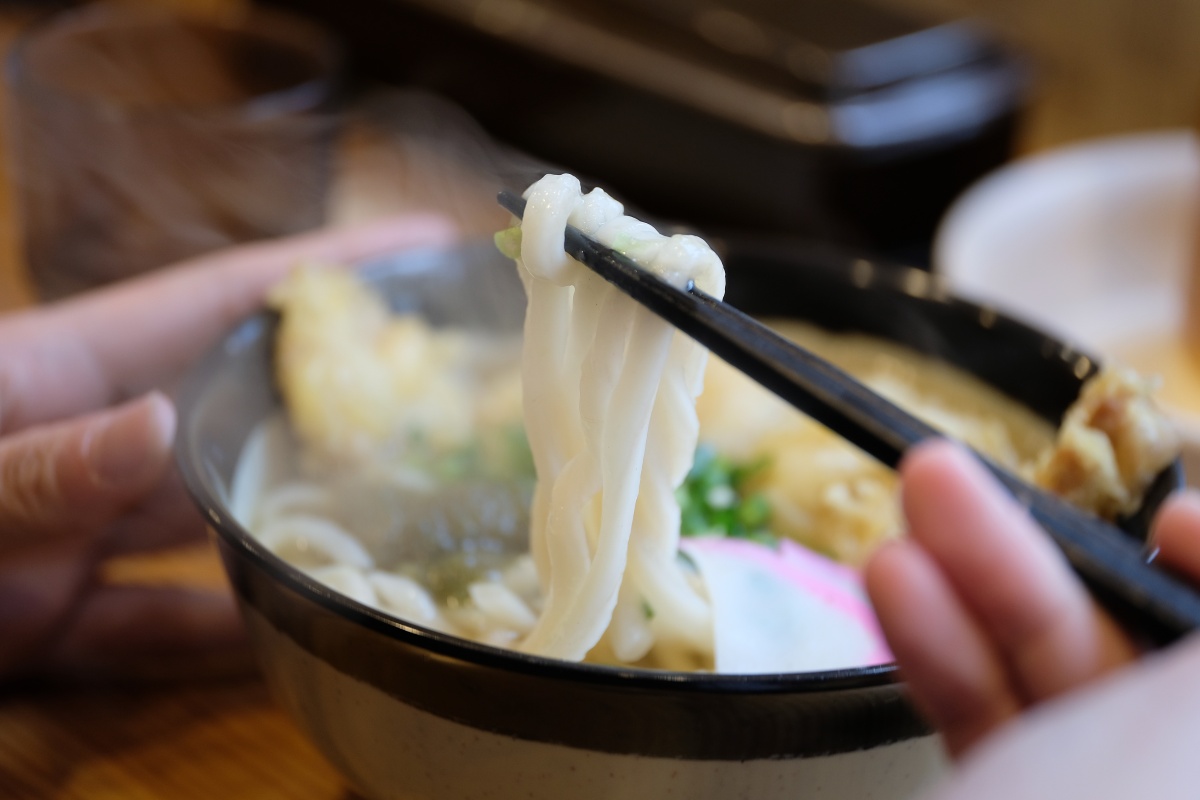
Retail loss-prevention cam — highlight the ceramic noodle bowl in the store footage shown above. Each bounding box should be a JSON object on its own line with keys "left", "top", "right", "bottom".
{"left": 176, "top": 241, "right": 1181, "bottom": 800}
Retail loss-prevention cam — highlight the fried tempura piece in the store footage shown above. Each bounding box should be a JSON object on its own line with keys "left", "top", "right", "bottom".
{"left": 269, "top": 266, "right": 476, "bottom": 461}
{"left": 1034, "top": 366, "right": 1180, "bottom": 519}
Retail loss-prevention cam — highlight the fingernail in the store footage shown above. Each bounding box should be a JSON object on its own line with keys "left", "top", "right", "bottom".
{"left": 85, "top": 393, "right": 177, "bottom": 490}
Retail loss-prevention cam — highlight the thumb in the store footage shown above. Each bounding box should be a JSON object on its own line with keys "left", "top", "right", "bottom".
{"left": 0, "top": 392, "right": 176, "bottom": 551}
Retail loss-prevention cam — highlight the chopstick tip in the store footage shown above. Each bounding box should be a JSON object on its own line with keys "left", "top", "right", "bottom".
{"left": 497, "top": 190, "right": 525, "bottom": 218}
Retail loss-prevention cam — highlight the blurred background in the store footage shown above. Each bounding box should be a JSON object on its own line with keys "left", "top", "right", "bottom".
{"left": 0, "top": 0, "right": 1197, "bottom": 308}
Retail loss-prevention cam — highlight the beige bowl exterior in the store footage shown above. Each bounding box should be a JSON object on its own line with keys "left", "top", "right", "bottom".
{"left": 243, "top": 604, "right": 947, "bottom": 800}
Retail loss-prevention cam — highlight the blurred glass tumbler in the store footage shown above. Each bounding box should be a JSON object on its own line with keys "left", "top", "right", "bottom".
{"left": 7, "top": 5, "right": 342, "bottom": 299}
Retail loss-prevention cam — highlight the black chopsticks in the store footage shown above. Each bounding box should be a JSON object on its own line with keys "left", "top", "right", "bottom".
{"left": 499, "top": 189, "right": 1200, "bottom": 646}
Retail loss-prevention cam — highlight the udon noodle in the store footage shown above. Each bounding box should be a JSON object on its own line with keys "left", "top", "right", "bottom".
{"left": 231, "top": 173, "right": 1180, "bottom": 674}
{"left": 512, "top": 174, "right": 724, "bottom": 664}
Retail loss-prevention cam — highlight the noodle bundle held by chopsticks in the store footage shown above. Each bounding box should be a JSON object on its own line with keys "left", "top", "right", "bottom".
{"left": 507, "top": 174, "right": 725, "bottom": 665}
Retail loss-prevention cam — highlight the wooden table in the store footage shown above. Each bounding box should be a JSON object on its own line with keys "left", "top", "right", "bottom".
{"left": 0, "top": 0, "right": 1198, "bottom": 797}
{"left": 0, "top": 678, "right": 353, "bottom": 799}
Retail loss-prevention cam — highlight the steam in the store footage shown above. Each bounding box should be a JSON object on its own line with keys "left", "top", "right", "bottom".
{"left": 331, "top": 90, "right": 556, "bottom": 238}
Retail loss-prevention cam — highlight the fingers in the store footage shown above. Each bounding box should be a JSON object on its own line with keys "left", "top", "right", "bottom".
{"left": 74, "top": 213, "right": 459, "bottom": 402}
{"left": 867, "top": 440, "right": 1139, "bottom": 758}
{"left": 0, "top": 534, "right": 99, "bottom": 676}
{"left": 899, "top": 441, "right": 1137, "bottom": 700}
{"left": 0, "top": 392, "right": 175, "bottom": 552}
{"left": 866, "top": 538, "right": 1021, "bottom": 757}
{"left": 101, "top": 468, "right": 209, "bottom": 557}
{"left": 0, "top": 213, "right": 458, "bottom": 432}
{"left": 41, "top": 583, "right": 251, "bottom": 681}
{"left": 1151, "top": 490, "right": 1200, "bottom": 582}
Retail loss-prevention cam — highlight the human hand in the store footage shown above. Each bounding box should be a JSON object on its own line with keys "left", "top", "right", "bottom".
{"left": 0, "top": 214, "right": 456, "bottom": 681}
{"left": 865, "top": 440, "right": 1200, "bottom": 758}
{"left": 918, "top": 628, "right": 1200, "bottom": 800}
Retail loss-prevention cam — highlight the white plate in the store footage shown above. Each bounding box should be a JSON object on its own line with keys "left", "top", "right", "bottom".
{"left": 934, "top": 129, "right": 1200, "bottom": 480}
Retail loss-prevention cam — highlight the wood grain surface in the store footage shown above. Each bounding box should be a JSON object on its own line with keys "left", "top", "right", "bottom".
{"left": 0, "top": 0, "right": 1197, "bottom": 797}
{"left": 0, "top": 679, "right": 355, "bottom": 799}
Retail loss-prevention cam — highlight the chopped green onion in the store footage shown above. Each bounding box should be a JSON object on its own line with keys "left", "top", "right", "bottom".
{"left": 494, "top": 227, "right": 522, "bottom": 259}
{"left": 677, "top": 444, "right": 774, "bottom": 544}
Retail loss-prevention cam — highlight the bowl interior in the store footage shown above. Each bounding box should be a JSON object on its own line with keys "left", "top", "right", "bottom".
{"left": 176, "top": 237, "right": 1182, "bottom": 690}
